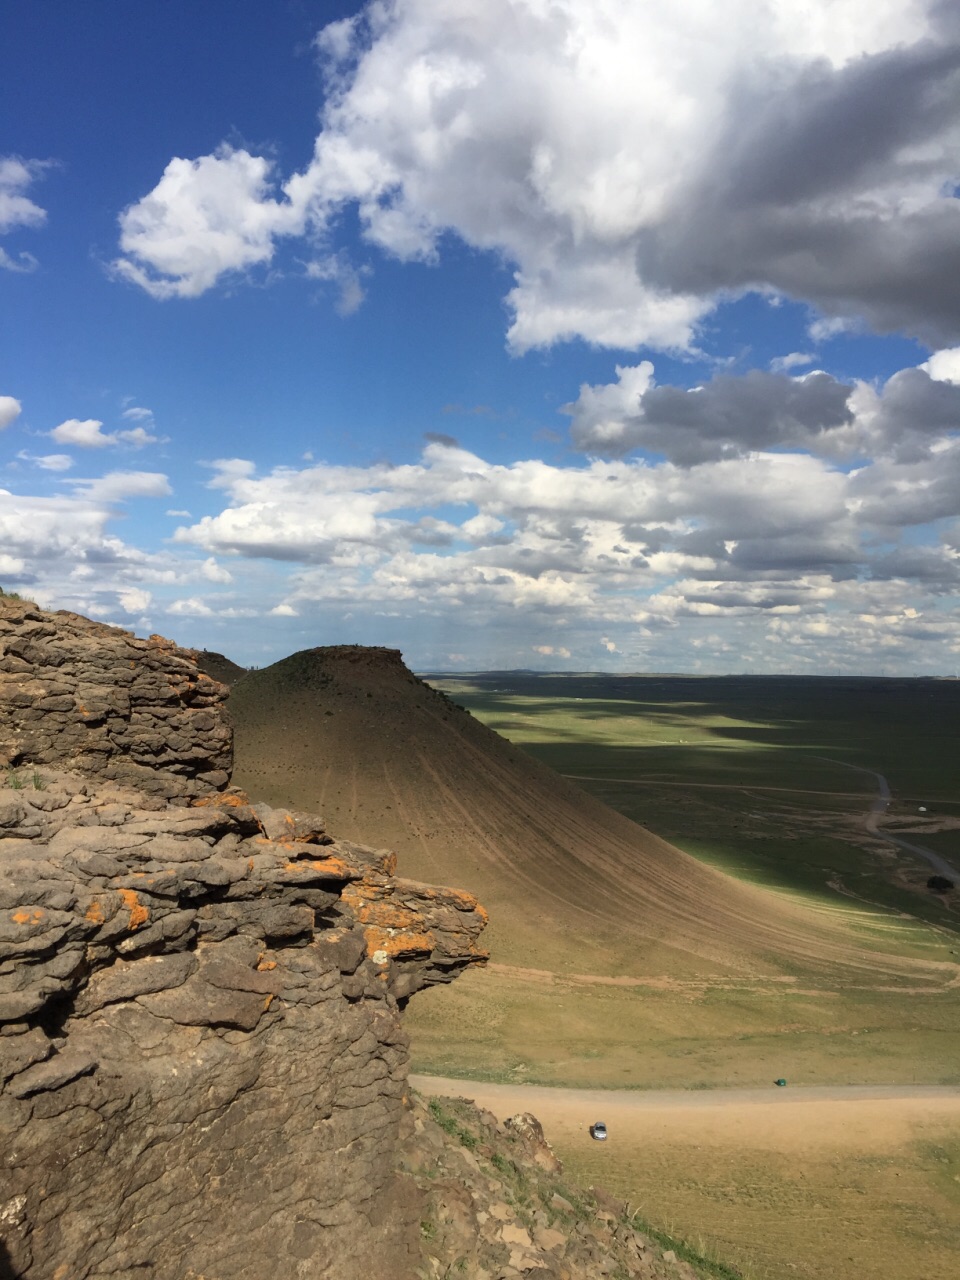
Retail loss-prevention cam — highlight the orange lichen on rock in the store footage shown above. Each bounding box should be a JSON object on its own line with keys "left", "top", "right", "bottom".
{"left": 10, "top": 908, "right": 44, "bottom": 926}
{"left": 281, "top": 856, "right": 354, "bottom": 880}
{"left": 84, "top": 899, "right": 106, "bottom": 925}
{"left": 410, "top": 883, "right": 483, "bottom": 913}
{"left": 117, "top": 888, "right": 149, "bottom": 930}
{"left": 340, "top": 881, "right": 376, "bottom": 908}
{"left": 363, "top": 901, "right": 422, "bottom": 931}
{"left": 363, "top": 925, "right": 435, "bottom": 959}
{"left": 192, "top": 791, "right": 251, "bottom": 808}
{"left": 340, "top": 883, "right": 423, "bottom": 931}
{"left": 380, "top": 851, "right": 398, "bottom": 876}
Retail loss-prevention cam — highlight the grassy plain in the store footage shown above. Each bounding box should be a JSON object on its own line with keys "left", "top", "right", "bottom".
{"left": 409, "top": 673, "right": 960, "bottom": 1280}
{"left": 427, "top": 672, "right": 960, "bottom": 927}
{"left": 411, "top": 675, "right": 959, "bottom": 1092}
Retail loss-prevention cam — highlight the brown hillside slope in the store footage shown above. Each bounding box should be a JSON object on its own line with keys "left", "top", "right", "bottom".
{"left": 229, "top": 646, "right": 951, "bottom": 986}
{"left": 192, "top": 647, "right": 248, "bottom": 686}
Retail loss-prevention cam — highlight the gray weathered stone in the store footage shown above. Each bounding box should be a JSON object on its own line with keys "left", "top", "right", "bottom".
{"left": 0, "top": 601, "right": 489, "bottom": 1280}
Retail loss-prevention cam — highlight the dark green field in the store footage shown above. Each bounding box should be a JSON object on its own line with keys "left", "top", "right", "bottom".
{"left": 425, "top": 672, "right": 960, "bottom": 931}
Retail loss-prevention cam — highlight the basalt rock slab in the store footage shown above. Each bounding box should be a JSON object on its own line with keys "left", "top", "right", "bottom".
{"left": 0, "top": 771, "right": 487, "bottom": 1279}
{"left": 0, "top": 604, "right": 488, "bottom": 1280}
{"left": 0, "top": 599, "right": 232, "bottom": 799}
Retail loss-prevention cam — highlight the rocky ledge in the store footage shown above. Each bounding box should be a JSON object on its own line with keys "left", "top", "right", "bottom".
{"left": 0, "top": 600, "right": 487, "bottom": 1279}
{"left": 0, "top": 600, "right": 232, "bottom": 799}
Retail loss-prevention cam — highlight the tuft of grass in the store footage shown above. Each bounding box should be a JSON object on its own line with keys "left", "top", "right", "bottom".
{"left": 31, "top": 769, "right": 45, "bottom": 791}
{"left": 428, "top": 1097, "right": 479, "bottom": 1150}
{"left": 626, "top": 1210, "right": 747, "bottom": 1280}
{"left": 7, "top": 770, "right": 23, "bottom": 790}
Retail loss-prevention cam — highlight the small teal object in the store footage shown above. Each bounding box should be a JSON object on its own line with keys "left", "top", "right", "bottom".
{"left": 775, "top": 1078, "right": 787, "bottom": 1087}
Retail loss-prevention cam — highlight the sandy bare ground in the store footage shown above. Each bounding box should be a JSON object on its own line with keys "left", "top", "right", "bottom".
{"left": 412, "top": 1074, "right": 960, "bottom": 1184}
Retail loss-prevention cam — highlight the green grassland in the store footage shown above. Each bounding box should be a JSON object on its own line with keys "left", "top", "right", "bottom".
{"left": 412, "top": 671, "right": 960, "bottom": 1280}
{"left": 426, "top": 672, "right": 959, "bottom": 793}
{"left": 407, "top": 671, "right": 960, "bottom": 1090}
{"left": 426, "top": 672, "right": 960, "bottom": 927}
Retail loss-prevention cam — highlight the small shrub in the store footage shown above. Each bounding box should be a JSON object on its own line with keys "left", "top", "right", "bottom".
{"left": 427, "top": 1098, "right": 478, "bottom": 1150}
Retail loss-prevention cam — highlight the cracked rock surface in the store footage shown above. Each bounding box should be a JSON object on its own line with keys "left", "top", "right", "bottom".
{"left": 0, "top": 600, "right": 232, "bottom": 799}
{"left": 0, "top": 600, "right": 487, "bottom": 1279}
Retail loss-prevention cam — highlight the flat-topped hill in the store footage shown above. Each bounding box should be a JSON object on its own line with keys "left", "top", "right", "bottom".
{"left": 228, "top": 645, "right": 950, "bottom": 986}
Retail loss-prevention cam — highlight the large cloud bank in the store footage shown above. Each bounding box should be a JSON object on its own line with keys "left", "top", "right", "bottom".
{"left": 3, "top": 345, "right": 960, "bottom": 670}
{"left": 112, "top": 0, "right": 960, "bottom": 350}
{"left": 153, "top": 347, "right": 960, "bottom": 670}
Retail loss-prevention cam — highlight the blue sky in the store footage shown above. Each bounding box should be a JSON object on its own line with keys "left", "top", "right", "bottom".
{"left": 3, "top": 0, "right": 960, "bottom": 672}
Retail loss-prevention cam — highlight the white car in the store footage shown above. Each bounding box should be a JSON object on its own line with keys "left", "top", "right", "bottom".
{"left": 590, "top": 1121, "right": 608, "bottom": 1141}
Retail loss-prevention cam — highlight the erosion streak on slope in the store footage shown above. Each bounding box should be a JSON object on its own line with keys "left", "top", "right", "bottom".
{"left": 227, "top": 647, "right": 956, "bottom": 988}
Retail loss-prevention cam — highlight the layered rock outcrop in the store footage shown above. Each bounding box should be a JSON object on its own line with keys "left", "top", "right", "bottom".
{"left": 0, "top": 601, "right": 487, "bottom": 1279}
{"left": 0, "top": 602, "right": 232, "bottom": 798}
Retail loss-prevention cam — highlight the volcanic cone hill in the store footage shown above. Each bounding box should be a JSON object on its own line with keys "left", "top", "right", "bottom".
{"left": 227, "top": 646, "right": 950, "bottom": 986}
{"left": 192, "top": 647, "right": 247, "bottom": 687}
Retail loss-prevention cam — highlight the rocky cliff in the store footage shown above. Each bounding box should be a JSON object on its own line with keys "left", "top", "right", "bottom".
{"left": 0, "top": 601, "right": 720, "bottom": 1280}
{"left": 0, "top": 601, "right": 487, "bottom": 1279}
{"left": 0, "top": 604, "right": 232, "bottom": 799}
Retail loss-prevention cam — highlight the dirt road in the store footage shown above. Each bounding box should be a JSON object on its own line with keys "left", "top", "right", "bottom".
{"left": 411, "top": 1074, "right": 960, "bottom": 1113}
{"left": 410, "top": 1075, "right": 960, "bottom": 1280}
{"left": 819, "top": 757, "right": 960, "bottom": 880}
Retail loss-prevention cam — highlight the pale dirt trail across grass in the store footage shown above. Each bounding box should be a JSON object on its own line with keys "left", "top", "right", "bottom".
{"left": 816, "top": 755, "right": 960, "bottom": 881}
{"left": 563, "top": 774, "right": 871, "bottom": 798}
{"left": 411, "top": 1073, "right": 960, "bottom": 1113}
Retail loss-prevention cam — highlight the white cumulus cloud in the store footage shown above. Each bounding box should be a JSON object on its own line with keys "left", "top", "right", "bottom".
{"left": 0, "top": 156, "right": 47, "bottom": 272}
{"left": 50, "top": 417, "right": 160, "bottom": 448}
{"left": 113, "top": 146, "right": 305, "bottom": 299}
{"left": 17, "top": 451, "right": 73, "bottom": 472}
{"left": 0, "top": 396, "right": 22, "bottom": 430}
{"left": 922, "top": 347, "right": 960, "bottom": 385}
{"left": 113, "top": 1, "right": 960, "bottom": 351}
{"left": 68, "top": 471, "right": 172, "bottom": 503}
